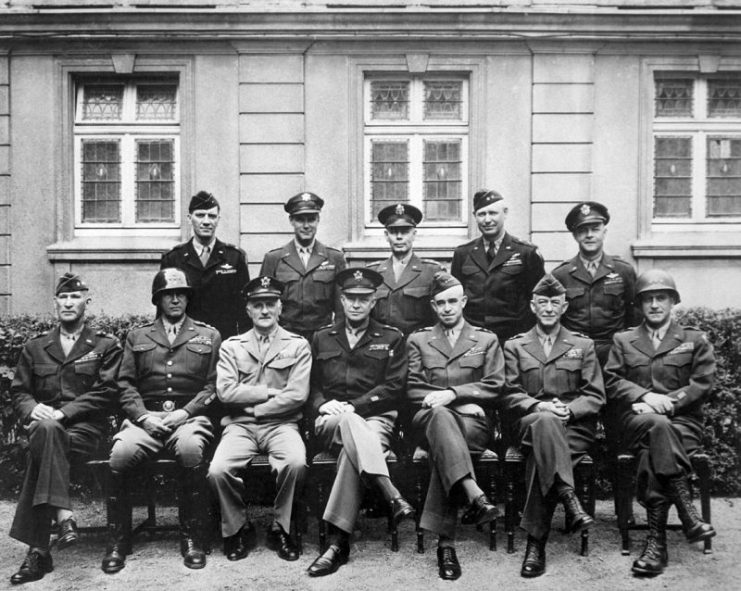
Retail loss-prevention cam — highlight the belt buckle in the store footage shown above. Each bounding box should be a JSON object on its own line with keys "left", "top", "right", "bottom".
{"left": 162, "top": 400, "right": 175, "bottom": 412}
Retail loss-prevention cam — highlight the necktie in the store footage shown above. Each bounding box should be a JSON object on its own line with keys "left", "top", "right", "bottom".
{"left": 167, "top": 324, "right": 178, "bottom": 344}
{"left": 60, "top": 331, "right": 78, "bottom": 357}
{"left": 199, "top": 245, "right": 210, "bottom": 267}
{"left": 393, "top": 259, "right": 405, "bottom": 283}
{"left": 486, "top": 242, "right": 495, "bottom": 263}
{"left": 651, "top": 330, "right": 662, "bottom": 349}
{"left": 299, "top": 247, "right": 310, "bottom": 268}
{"left": 543, "top": 335, "right": 553, "bottom": 357}
{"left": 445, "top": 328, "right": 457, "bottom": 348}
{"left": 586, "top": 260, "right": 597, "bottom": 277}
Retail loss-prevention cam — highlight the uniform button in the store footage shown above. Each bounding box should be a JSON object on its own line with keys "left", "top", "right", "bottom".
{"left": 167, "top": 361, "right": 173, "bottom": 366}
{"left": 167, "top": 373, "right": 172, "bottom": 378}
{"left": 167, "top": 387, "right": 173, "bottom": 392}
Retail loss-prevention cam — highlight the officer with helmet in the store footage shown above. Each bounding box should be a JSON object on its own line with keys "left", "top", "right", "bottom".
{"left": 605, "top": 269, "right": 716, "bottom": 577}
{"left": 101, "top": 268, "right": 222, "bottom": 574}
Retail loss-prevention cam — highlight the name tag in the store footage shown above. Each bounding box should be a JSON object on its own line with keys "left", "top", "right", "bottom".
{"left": 564, "top": 348, "right": 583, "bottom": 359}
{"left": 670, "top": 342, "right": 694, "bottom": 355}
{"left": 369, "top": 343, "right": 389, "bottom": 352}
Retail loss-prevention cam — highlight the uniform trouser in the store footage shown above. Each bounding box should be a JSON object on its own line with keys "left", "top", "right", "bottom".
{"left": 207, "top": 422, "right": 306, "bottom": 538}
{"left": 10, "top": 418, "right": 102, "bottom": 548}
{"left": 515, "top": 413, "right": 595, "bottom": 539}
{"left": 108, "top": 416, "right": 214, "bottom": 472}
{"left": 593, "top": 339, "right": 613, "bottom": 368}
{"left": 412, "top": 406, "right": 490, "bottom": 538}
{"left": 314, "top": 411, "right": 396, "bottom": 534}
{"left": 620, "top": 412, "right": 702, "bottom": 507}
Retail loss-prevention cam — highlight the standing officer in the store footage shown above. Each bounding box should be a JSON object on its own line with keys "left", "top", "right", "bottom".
{"left": 367, "top": 203, "right": 445, "bottom": 336}
{"left": 101, "top": 268, "right": 221, "bottom": 574}
{"left": 503, "top": 274, "right": 604, "bottom": 578}
{"left": 208, "top": 276, "right": 311, "bottom": 563}
{"left": 604, "top": 269, "right": 715, "bottom": 577}
{"left": 306, "top": 267, "right": 414, "bottom": 577}
{"left": 9, "top": 274, "right": 121, "bottom": 586}
{"left": 552, "top": 201, "right": 637, "bottom": 366}
{"left": 260, "top": 191, "right": 347, "bottom": 341}
{"left": 451, "top": 189, "right": 544, "bottom": 342}
{"left": 161, "top": 190, "right": 250, "bottom": 339}
{"left": 406, "top": 272, "right": 505, "bottom": 580}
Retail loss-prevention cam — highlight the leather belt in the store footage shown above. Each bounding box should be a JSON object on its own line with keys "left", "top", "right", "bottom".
{"left": 145, "top": 399, "right": 188, "bottom": 412}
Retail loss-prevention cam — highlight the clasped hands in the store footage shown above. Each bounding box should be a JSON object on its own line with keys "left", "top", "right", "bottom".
{"left": 632, "top": 392, "right": 675, "bottom": 416}
{"left": 536, "top": 398, "right": 571, "bottom": 423}
{"left": 29, "top": 403, "right": 64, "bottom": 424}
{"left": 140, "top": 409, "right": 189, "bottom": 437}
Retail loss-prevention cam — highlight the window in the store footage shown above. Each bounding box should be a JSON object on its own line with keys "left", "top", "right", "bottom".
{"left": 363, "top": 76, "right": 469, "bottom": 226}
{"left": 73, "top": 76, "right": 180, "bottom": 230}
{"left": 652, "top": 73, "right": 741, "bottom": 224}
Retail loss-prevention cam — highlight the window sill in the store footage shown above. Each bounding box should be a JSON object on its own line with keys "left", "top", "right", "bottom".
{"left": 47, "top": 236, "right": 179, "bottom": 263}
{"left": 632, "top": 232, "right": 741, "bottom": 258}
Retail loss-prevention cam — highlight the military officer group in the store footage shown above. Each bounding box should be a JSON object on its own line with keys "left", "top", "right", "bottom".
{"left": 8, "top": 188, "right": 717, "bottom": 585}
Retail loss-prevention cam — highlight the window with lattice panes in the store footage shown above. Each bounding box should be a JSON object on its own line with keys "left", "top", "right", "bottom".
{"left": 73, "top": 76, "right": 180, "bottom": 230}
{"left": 653, "top": 73, "right": 741, "bottom": 223}
{"left": 364, "top": 76, "right": 468, "bottom": 226}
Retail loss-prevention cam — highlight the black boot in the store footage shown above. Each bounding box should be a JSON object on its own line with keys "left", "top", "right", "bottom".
{"left": 632, "top": 503, "right": 669, "bottom": 577}
{"left": 101, "top": 470, "right": 131, "bottom": 575}
{"left": 556, "top": 483, "right": 594, "bottom": 532}
{"left": 667, "top": 475, "right": 716, "bottom": 544}
{"left": 521, "top": 535, "right": 547, "bottom": 578}
{"left": 179, "top": 464, "right": 208, "bottom": 570}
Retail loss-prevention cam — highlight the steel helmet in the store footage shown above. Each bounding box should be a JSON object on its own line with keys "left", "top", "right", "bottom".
{"left": 635, "top": 269, "right": 680, "bottom": 303}
{"left": 151, "top": 268, "right": 192, "bottom": 304}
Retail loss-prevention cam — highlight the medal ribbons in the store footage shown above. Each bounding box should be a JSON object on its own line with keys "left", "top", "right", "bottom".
{"left": 502, "top": 253, "right": 522, "bottom": 267}
{"left": 463, "top": 346, "right": 486, "bottom": 357}
{"left": 669, "top": 342, "right": 694, "bottom": 354}
{"left": 75, "top": 352, "right": 101, "bottom": 363}
{"left": 189, "top": 336, "right": 212, "bottom": 346}
{"left": 369, "top": 343, "right": 390, "bottom": 351}
{"left": 564, "top": 348, "right": 583, "bottom": 359}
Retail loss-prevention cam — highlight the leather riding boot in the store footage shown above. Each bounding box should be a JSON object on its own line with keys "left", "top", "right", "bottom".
{"left": 101, "top": 470, "right": 131, "bottom": 575}
{"left": 632, "top": 503, "right": 669, "bottom": 577}
{"left": 179, "top": 464, "right": 207, "bottom": 570}
{"left": 667, "top": 474, "right": 716, "bottom": 544}
{"left": 555, "top": 482, "right": 595, "bottom": 532}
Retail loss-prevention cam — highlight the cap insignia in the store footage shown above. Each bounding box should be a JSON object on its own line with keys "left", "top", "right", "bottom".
{"left": 580, "top": 204, "right": 591, "bottom": 216}
{"left": 301, "top": 193, "right": 311, "bottom": 201}
{"left": 394, "top": 204, "right": 405, "bottom": 216}
{"left": 260, "top": 277, "right": 271, "bottom": 288}
{"left": 353, "top": 270, "right": 364, "bottom": 281}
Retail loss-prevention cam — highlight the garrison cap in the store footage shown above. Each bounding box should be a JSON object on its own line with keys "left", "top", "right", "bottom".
{"left": 378, "top": 203, "right": 423, "bottom": 228}
{"left": 565, "top": 201, "right": 610, "bottom": 232}
{"left": 56, "top": 272, "right": 89, "bottom": 295}
{"left": 336, "top": 267, "right": 383, "bottom": 295}
{"left": 285, "top": 192, "right": 324, "bottom": 215}
{"left": 242, "top": 276, "right": 285, "bottom": 301}
{"left": 472, "top": 189, "right": 504, "bottom": 212}
{"left": 532, "top": 273, "right": 566, "bottom": 298}
{"left": 430, "top": 271, "right": 461, "bottom": 298}
{"left": 188, "top": 191, "right": 219, "bottom": 213}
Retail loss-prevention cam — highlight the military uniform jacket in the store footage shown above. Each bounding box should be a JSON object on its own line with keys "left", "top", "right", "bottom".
{"left": 216, "top": 327, "right": 312, "bottom": 426}
{"left": 367, "top": 254, "right": 446, "bottom": 336}
{"left": 406, "top": 321, "right": 507, "bottom": 415}
{"left": 309, "top": 319, "right": 406, "bottom": 419}
{"left": 552, "top": 253, "right": 637, "bottom": 342}
{"left": 161, "top": 238, "right": 250, "bottom": 339}
{"left": 451, "top": 233, "right": 545, "bottom": 340}
{"left": 260, "top": 240, "right": 347, "bottom": 334}
{"left": 604, "top": 321, "right": 715, "bottom": 419}
{"left": 503, "top": 326, "right": 605, "bottom": 422}
{"left": 117, "top": 316, "right": 222, "bottom": 422}
{"left": 11, "top": 325, "right": 122, "bottom": 425}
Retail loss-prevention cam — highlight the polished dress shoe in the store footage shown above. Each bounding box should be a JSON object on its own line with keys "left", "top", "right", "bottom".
{"left": 101, "top": 543, "right": 127, "bottom": 574}
{"left": 57, "top": 518, "right": 79, "bottom": 549}
{"left": 461, "top": 494, "right": 498, "bottom": 526}
{"left": 266, "top": 526, "right": 300, "bottom": 561}
{"left": 224, "top": 523, "right": 255, "bottom": 561}
{"left": 558, "top": 488, "right": 594, "bottom": 532}
{"left": 390, "top": 496, "right": 415, "bottom": 527}
{"left": 436, "top": 546, "right": 461, "bottom": 581}
{"left": 181, "top": 536, "right": 206, "bottom": 569}
{"left": 520, "top": 535, "right": 547, "bottom": 578}
{"left": 10, "top": 549, "right": 53, "bottom": 585}
{"left": 307, "top": 543, "right": 350, "bottom": 577}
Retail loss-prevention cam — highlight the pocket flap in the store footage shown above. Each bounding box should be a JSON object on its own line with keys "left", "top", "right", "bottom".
{"left": 402, "top": 286, "right": 429, "bottom": 299}
{"left": 267, "top": 357, "right": 296, "bottom": 369}
{"left": 133, "top": 343, "right": 156, "bottom": 353}
{"left": 33, "top": 363, "right": 58, "bottom": 377}
{"left": 186, "top": 343, "right": 212, "bottom": 355}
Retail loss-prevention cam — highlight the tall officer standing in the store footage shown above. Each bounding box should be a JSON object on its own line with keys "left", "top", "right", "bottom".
{"left": 306, "top": 268, "right": 415, "bottom": 577}
{"left": 451, "top": 189, "right": 544, "bottom": 342}
{"left": 9, "top": 274, "right": 122, "bottom": 586}
{"left": 208, "top": 276, "right": 311, "bottom": 563}
{"left": 604, "top": 269, "right": 716, "bottom": 577}
{"left": 552, "top": 201, "right": 637, "bottom": 366}
{"left": 503, "top": 274, "right": 604, "bottom": 578}
{"left": 101, "top": 268, "right": 221, "bottom": 574}
{"left": 367, "top": 203, "right": 446, "bottom": 336}
{"left": 161, "top": 191, "right": 250, "bottom": 339}
{"left": 406, "top": 272, "right": 505, "bottom": 580}
{"left": 260, "top": 191, "right": 347, "bottom": 341}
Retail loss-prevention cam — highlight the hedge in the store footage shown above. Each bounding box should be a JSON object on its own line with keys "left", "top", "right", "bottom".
{"left": 1, "top": 310, "right": 740, "bottom": 499}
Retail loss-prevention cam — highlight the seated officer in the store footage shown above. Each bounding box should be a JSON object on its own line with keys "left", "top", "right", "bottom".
{"left": 208, "top": 276, "right": 311, "bottom": 562}
{"left": 367, "top": 203, "right": 445, "bottom": 336}
{"left": 9, "top": 274, "right": 122, "bottom": 586}
{"left": 102, "top": 268, "right": 221, "bottom": 574}
{"left": 406, "top": 272, "right": 505, "bottom": 580}
{"left": 604, "top": 269, "right": 716, "bottom": 577}
{"left": 307, "top": 267, "right": 415, "bottom": 577}
{"left": 503, "top": 274, "right": 604, "bottom": 578}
